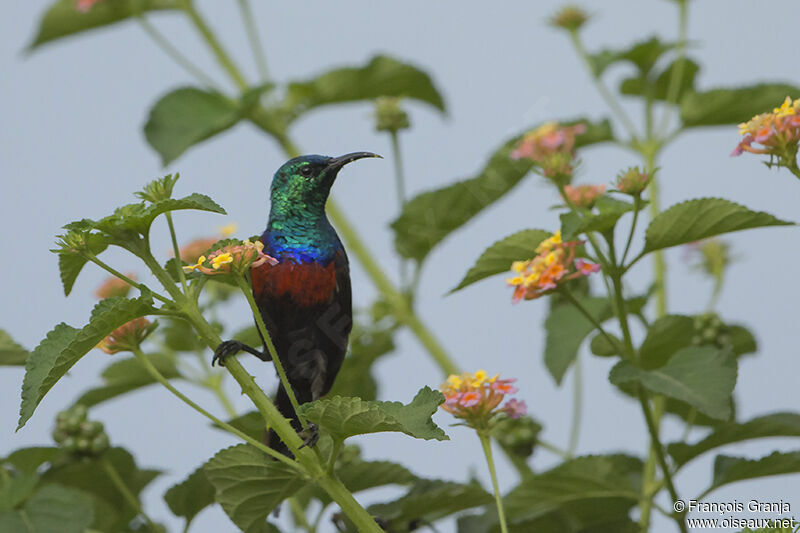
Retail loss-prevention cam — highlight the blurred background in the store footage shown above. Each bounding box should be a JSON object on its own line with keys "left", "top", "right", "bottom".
{"left": 1, "top": 1, "right": 798, "bottom": 531}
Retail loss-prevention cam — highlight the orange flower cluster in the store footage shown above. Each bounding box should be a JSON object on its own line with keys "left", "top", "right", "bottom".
{"left": 440, "top": 370, "right": 526, "bottom": 428}
{"left": 562, "top": 184, "right": 606, "bottom": 208}
{"left": 511, "top": 122, "right": 586, "bottom": 178}
{"left": 94, "top": 273, "right": 136, "bottom": 299}
{"left": 96, "top": 318, "right": 156, "bottom": 354}
{"left": 183, "top": 239, "right": 277, "bottom": 276}
{"left": 733, "top": 96, "right": 800, "bottom": 160}
{"left": 506, "top": 231, "right": 600, "bottom": 302}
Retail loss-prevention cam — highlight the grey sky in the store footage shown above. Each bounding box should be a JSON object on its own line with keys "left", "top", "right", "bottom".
{"left": 2, "top": 1, "right": 798, "bottom": 532}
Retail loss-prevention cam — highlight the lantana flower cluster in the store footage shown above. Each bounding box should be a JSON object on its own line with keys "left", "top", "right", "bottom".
{"left": 183, "top": 239, "right": 277, "bottom": 276}
{"left": 177, "top": 223, "right": 239, "bottom": 263}
{"left": 96, "top": 317, "right": 156, "bottom": 354}
{"left": 94, "top": 273, "right": 136, "bottom": 299}
{"left": 733, "top": 96, "right": 800, "bottom": 163}
{"left": 562, "top": 184, "right": 605, "bottom": 208}
{"left": 615, "top": 166, "right": 651, "bottom": 195}
{"left": 511, "top": 122, "right": 586, "bottom": 179}
{"left": 440, "top": 370, "right": 527, "bottom": 428}
{"left": 506, "top": 231, "right": 600, "bottom": 302}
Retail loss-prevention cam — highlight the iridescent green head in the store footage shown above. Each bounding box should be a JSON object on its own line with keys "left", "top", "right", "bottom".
{"left": 269, "top": 152, "right": 381, "bottom": 218}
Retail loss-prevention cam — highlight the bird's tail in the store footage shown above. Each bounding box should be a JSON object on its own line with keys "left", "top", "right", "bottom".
{"left": 264, "top": 383, "right": 299, "bottom": 457}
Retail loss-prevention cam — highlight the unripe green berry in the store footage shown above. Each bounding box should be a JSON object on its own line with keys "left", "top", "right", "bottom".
{"left": 90, "top": 434, "right": 110, "bottom": 455}
{"left": 62, "top": 437, "right": 78, "bottom": 453}
{"left": 52, "top": 428, "right": 68, "bottom": 444}
{"left": 76, "top": 437, "right": 91, "bottom": 453}
{"left": 81, "top": 421, "right": 104, "bottom": 438}
{"left": 71, "top": 404, "right": 88, "bottom": 422}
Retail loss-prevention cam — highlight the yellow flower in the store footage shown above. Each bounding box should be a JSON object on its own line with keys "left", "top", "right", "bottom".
{"left": 183, "top": 255, "right": 206, "bottom": 273}
{"left": 211, "top": 252, "right": 233, "bottom": 270}
{"left": 445, "top": 374, "right": 463, "bottom": 390}
{"left": 773, "top": 96, "right": 797, "bottom": 118}
{"left": 218, "top": 223, "right": 238, "bottom": 237}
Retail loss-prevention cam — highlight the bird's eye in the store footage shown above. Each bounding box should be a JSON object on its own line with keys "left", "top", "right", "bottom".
{"left": 299, "top": 165, "right": 313, "bottom": 177}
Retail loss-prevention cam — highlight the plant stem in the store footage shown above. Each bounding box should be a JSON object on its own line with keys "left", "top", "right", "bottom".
{"left": 389, "top": 130, "right": 409, "bottom": 287}
{"left": 289, "top": 497, "right": 313, "bottom": 532}
{"left": 208, "top": 376, "right": 238, "bottom": 418}
{"left": 236, "top": 0, "right": 270, "bottom": 83}
{"left": 101, "top": 457, "right": 158, "bottom": 531}
{"left": 620, "top": 195, "right": 641, "bottom": 266}
{"left": 135, "top": 14, "right": 220, "bottom": 90}
{"left": 182, "top": 0, "right": 249, "bottom": 90}
{"left": 536, "top": 438, "right": 571, "bottom": 460}
{"left": 165, "top": 212, "right": 189, "bottom": 295}
{"left": 567, "top": 354, "right": 582, "bottom": 457}
{"left": 132, "top": 347, "right": 297, "bottom": 467}
{"left": 85, "top": 253, "right": 172, "bottom": 305}
{"left": 568, "top": 31, "right": 640, "bottom": 142}
{"left": 559, "top": 289, "right": 625, "bottom": 356}
{"left": 657, "top": 0, "right": 690, "bottom": 136}
{"left": 479, "top": 432, "right": 509, "bottom": 533}
{"left": 234, "top": 275, "right": 306, "bottom": 428}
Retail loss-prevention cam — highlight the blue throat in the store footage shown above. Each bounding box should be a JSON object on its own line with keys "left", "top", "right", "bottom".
{"left": 261, "top": 213, "right": 341, "bottom": 264}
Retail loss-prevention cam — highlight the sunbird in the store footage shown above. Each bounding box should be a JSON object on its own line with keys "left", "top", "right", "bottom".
{"left": 213, "top": 152, "right": 381, "bottom": 455}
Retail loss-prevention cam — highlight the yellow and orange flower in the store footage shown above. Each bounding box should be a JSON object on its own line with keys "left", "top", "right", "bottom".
{"left": 439, "top": 370, "right": 526, "bottom": 427}
{"left": 511, "top": 122, "right": 586, "bottom": 178}
{"left": 506, "top": 230, "right": 600, "bottom": 302}
{"left": 562, "top": 184, "right": 606, "bottom": 208}
{"left": 183, "top": 239, "right": 277, "bottom": 276}
{"left": 733, "top": 96, "right": 800, "bottom": 159}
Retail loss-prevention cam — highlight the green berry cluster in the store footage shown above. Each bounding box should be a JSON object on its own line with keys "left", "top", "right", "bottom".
{"left": 52, "top": 404, "right": 110, "bottom": 456}
{"left": 692, "top": 312, "right": 732, "bottom": 350}
{"left": 492, "top": 416, "right": 542, "bottom": 459}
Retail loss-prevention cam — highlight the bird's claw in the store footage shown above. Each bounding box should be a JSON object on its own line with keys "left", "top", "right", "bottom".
{"left": 299, "top": 423, "right": 319, "bottom": 449}
{"left": 212, "top": 340, "right": 245, "bottom": 367}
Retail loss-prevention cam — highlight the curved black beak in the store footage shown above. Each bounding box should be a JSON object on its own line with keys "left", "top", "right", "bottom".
{"left": 326, "top": 152, "right": 382, "bottom": 172}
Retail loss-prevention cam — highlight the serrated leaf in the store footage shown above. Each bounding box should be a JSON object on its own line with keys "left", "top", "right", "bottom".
{"left": 545, "top": 297, "right": 612, "bottom": 384}
{"left": 638, "top": 315, "right": 694, "bottom": 370}
{"left": 284, "top": 55, "right": 446, "bottom": 121}
{"left": 28, "top": 0, "right": 180, "bottom": 49}
{"left": 55, "top": 232, "right": 110, "bottom": 296}
{"left": 450, "top": 229, "right": 551, "bottom": 293}
{"left": 369, "top": 479, "right": 493, "bottom": 528}
{"left": 0, "top": 484, "right": 94, "bottom": 533}
{"left": 392, "top": 118, "right": 613, "bottom": 262}
{"left": 164, "top": 465, "right": 216, "bottom": 528}
{"left": 668, "top": 413, "right": 800, "bottom": 468}
{"left": 588, "top": 36, "right": 677, "bottom": 77}
{"left": 704, "top": 451, "right": 800, "bottom": 496}
{"left": 73, "top": 352, "right": 180, "bottom": 407}
{"left": 681, "top": 83, "right": 800, "bottom": 127}
{"left": 643, "top": 198, "right": 792, "bottom": 253}
{"left": 0, "top": 329, "right": 28, "bottom": 366}
{"left": 204, "top": 444, "right": 306, "bottom": 533}
{"left": 298, "top": 386, "right": 448, "bottom": 442}
{"left": 610, "top": 346, "right": 737, "bottom": 420}
{"left": 145, "top": 87, "right": 242, "bottom": 165}
{"left": 18, "top": 296, "right": 158, "bottom": 429}
{"left": 504, "top": 455, "right": 643, "bottom": 524}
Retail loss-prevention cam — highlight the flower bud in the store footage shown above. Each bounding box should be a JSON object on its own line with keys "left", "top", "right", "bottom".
{"left": 374, "top": 97, "right": 410, "bottom": 133}
{"left": 562, "top": 184, "right": 606, "bottom": 208}
{"left": 615, "top": 167, "right": 651, "bottom": 195}
{"left": 96, "top": 317, "right": 157, "bottom": 354}
{"left": 95, "top": 274, "right": 136, "bottom": 299}
{"left": 549, "top": 5, "right": 590, "bottom": 32}
{"left": 135, "top": 174, "right": 178, "bottom": 202}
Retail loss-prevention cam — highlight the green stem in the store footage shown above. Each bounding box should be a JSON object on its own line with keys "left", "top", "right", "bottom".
{"left": 236, "top": 0, "right": 270, "bottom": 82}
{"left": 536, "top": 438, "right": 571, "bottom": 460}
{"left": 389, "top": 130, "right": 409, "bottom": 288}
{"left": 479, "top": 433, "right": 509, "bottom": 533}
{"left": 327, "top": 439, "right": 343, "bottom": 475}
{"left": 620, "top": 195, "right": 641, "bottom": 266}
{"left": 85, "top": 253, "right": 172, "bottom": 305}
{"left": 657, "top": 0, "right": 689, "bottom": 136}
{"left": 135, "top": 14, "right": 220, "bottom": 90}
{"left": 165, "top": 212, "right": 189, "bottom": 295}
{"left": 555, "top": 182, "right": 611, "bottom": 270}
{"left": 182, "top": 0, "right": 249, "bottom": 90}
{"left": 560, "top": 289, "right": 625, "bottom": 356}
{"left": 132, "top": 347, "right": 297, "bottom": 467}
{"left": 101, "top": 457, "right": 157, "bottom": 531}
{"left": 209, "top": 376, "right": 238, "bottom": 418}
{"left": 567, "top": 355, "right": 582, "bottom": 457}
{"left": 234, "top": 275, "right": 306, "bottom": 428}
{"left": 569, "top": 30, "right": 640, "bottom": 142}
{"left": 289, "top": 497, "right": 313, "bottom": 532}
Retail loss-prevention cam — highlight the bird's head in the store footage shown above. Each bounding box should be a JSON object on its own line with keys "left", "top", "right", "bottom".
{"left": 269, "top": 152, "right": 381, "bottom": 214}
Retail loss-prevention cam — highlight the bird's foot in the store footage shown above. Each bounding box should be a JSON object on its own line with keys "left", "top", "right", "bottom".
{"left": 298, "top": 423, "right": 319, "bottom": 449}
{"left": 212, "top": 340, "right": 246, "bottom": 367}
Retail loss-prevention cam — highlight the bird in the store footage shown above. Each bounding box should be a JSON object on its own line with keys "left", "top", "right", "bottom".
{"left": 212, "top": 152, "right": 381, "bottom": 455}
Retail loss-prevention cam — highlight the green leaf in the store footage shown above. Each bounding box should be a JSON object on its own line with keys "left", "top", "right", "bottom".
{"left": 0, "top": 329, "right": 28, "bottom": 366}
{"left": 681, "top": 83, "right": 800, "bottom": 127}
{"left": 204, "top": 444, "right": 306, "bottom": 532}
{"left": 2, "top": 447, "right": 61, "bottom": 474}
{"left": 307, "top": 457, "right": 418, "bottom": 507}
{"left": 28, "top": 0, "right": 180, "bottom": 50}
{"left": 284, "top": 55, "right": 446, "bottom": 121}
{"left": 668, "top": 413, "right": 800, "bottom": 468}
{"left": 545, "top": 297, "right": 612, "bottom": 384}
{"left": 368, "top": 480, "right": 493, "bottom": 528}
{"left": 504, "top": 454, "right": 643, "bottom": 524}
{"left": 216, "top": 411, "right": 265, "bottom": 442}
{"left": 392, "top": 118, "right": 613, "bottom": 262}
{"left": 450, "top": 229, "right": 551, "bottom": 293}
{"left": 610, "top": 346, "right": 737, "bottom": 420}
{"left": 0, "top": 484, "right": 94, "bottom": 533}
{"left": 638, "top": 315, "right": 694, "bottom": 370}
{"left": 55, "top": 232, "right": 110, "bottom": 296}
{"left": 620, "top": 58, "right": 700, "bottom": 102}
{"left": 643, "top": 198, "right": 793, "bottom": 254}
{"left": 588, "top": 36, "right": 676, "bottom": 77}
{"left": 164, "top": 465, "right": 216, "bottom": 528}
{"left": 729, "top": 325, "right": 757, "bottom": 357}
{"left": 704, "top": 451, "right": 800, "bottom": 496}
{"left": 589, "top": 332, "right": 622, "bottom": 357}
{"left": 18, "top": 296, "right": 158, "bottom": 429}
{"left": 145, "top": 87, "right": 242, "bottom": 165}
{"left": 298, "top": 386, "right": 448, "bottom": 442}
{"left": 73, "top": 353, "right": 180, "bottom": 407}
{"left": 560, "top": 203, "right": 629, "bottom": 240}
